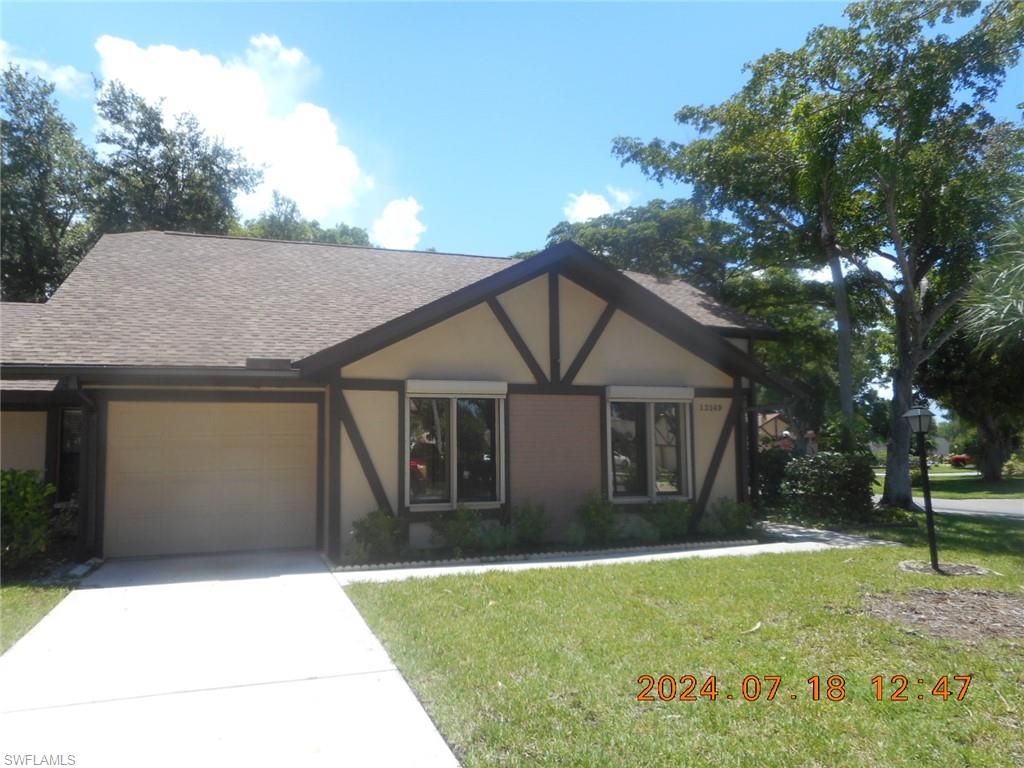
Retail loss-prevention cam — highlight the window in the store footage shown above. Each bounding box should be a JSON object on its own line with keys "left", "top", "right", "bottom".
{"left": 407, "top": 382, "right": 505, "bottom": 509}
{"left": 607, "top": 391, "right": 692, "bottom": 501}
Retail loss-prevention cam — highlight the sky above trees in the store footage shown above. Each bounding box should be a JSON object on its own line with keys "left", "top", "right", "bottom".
{"left": 4, "top": 2, "right": 1017, "bottom": 255}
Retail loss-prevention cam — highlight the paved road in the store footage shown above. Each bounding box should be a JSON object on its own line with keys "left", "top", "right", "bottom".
{"left": 0, "top": 551, "right": 457, "bottom": 768}
{"left": 874, "top": 495, "right": 1023, "bottom": 520}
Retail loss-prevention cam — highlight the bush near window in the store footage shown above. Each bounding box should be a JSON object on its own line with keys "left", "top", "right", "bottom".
{"left": 758, "top": 447, "right": 792, "bottom": 505}
{"left": 641, "top": 499, "right": 693, "bottom": 542}
{"left": 576, "top": 493, "right": 619, "bottom": 546}
{"left": 698, "top": 497, "right": 753, "bottom": 537}
{"left": 351, "top": 509, "right": 407, "bottom": 562}
{"left": 780, "top": 452, "right": 875, "bottom": 521}
{"left": 1, "top": 470, "right": 56, "bottom": 572}
{"left": 475, "top": 520, "right": 516, "bottom": 553}
{"left": 430, "top": 505, "right": 481, "bottom": 555}
{"left": 510, "top": 501, "right": 547, "bottom": 547}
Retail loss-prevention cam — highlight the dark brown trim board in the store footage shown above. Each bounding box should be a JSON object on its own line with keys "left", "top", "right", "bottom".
{"left": 98, "top": 389, "right": 323, "bottom": 404}
{"left": 747, "top": 386, "right": 759, "bottom": 505}
{"left": 691, "top": 385, "right": 743, "bottom": 530}
{"left": 336, "top": 388, "right": 392, "bottom": 515}
{"left": 1, "top": 364, "right": 304, "bottom": 388}
{"left": 503, "top": 393, "right": 512, "bottom": 521}
{"left": 315, "top": 399, "right": 325, "bottom": 550}
{"left": 338, "top": 378, "right": 404, "bottom": 391}
{"left": 548, "top": 270, "right": 561, "bottom": 383}
{"left": 44, "top": 407, "right": 58, "bottom": 488}
{"left": 734, "top": 380, "right": 747, "bottom": 502}
{"left": 487, "top": 297, "right": 549, "bottom": 385}
{"left": 561, "top": 303, "right": 615, "bottom": 385}
{"left": 599, "top": 388, "right": 609, "bottom": 498}
{"left": 397, "top": 381, "right": 407, "bottom": 516}
{"left": 507, "top": 383, "right": 604, "bottom": 396}
{"left": 328, "top": 381, "right": 342, "bottom": 561}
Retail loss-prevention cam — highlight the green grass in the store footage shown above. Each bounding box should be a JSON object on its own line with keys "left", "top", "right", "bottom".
{"left": 347, "top": 516, "right": 1024, "bottom": 767}
{"left": 1, "top": 584, "right": 69, "bottom": 654}
{"left": 873, "top": 473, "right": 1024, "bottom": 499}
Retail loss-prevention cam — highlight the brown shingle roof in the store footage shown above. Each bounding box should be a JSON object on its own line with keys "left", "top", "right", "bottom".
{"left": 0, "top": 231, "right": 765, "bottom": 369}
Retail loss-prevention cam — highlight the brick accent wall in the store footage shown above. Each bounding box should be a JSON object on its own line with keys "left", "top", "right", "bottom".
{"left": 509, "top": 394, "right": 601, "bottom": 539}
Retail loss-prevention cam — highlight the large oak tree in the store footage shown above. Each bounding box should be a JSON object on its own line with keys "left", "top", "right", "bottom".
{"left": 614, "top": 0, "right": 1024, "bottom": 507}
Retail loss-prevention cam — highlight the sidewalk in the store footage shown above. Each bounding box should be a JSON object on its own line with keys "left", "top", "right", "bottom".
{"left": 334, "top": 526, "right": 887, "bottom": 585}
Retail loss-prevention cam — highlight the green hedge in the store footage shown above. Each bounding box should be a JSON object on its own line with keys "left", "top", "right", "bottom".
{"left": 780, "top": 451, "right": 875, "bottom": 521}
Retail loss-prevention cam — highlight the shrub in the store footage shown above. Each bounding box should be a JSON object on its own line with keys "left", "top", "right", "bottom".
{"left": 1001, "top": 449, "right": 1024, "bottom": 479}
{"left": 576, "top": 493, "right": 618, "bottom": 546}
{"left": 910, "top": 468, "right": 923, "bottom": 487}
{"left": 698, "top": 497, "right": 753, "bottom": 537}
{"left": 1, "top": 469, "right": 56, "bottom": 572}
{"left": 511, "top": 501, "right": 547, "bottom": 547}
{"left": 430, "top": 505, "right": 481, "bottom": 555}
{"left": 641, "top": 499, "right": 693, "bottom": 542}
{"left": 351, "top": 509, "right": 406, "bottom": 562}
{"left": 758, "top": 447, "right": 792, "bottom": 505}
{"left": 781, "top": 451, "right": 875, "bottom": 521}
{"left": 475, "top": 520, "right": 516, "bottom": 553}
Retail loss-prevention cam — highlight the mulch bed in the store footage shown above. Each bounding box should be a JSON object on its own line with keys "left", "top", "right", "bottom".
{"left": 898, "top": 560, "right": 999, "bottom": 576}
{"left": 864, "top": 589, "right": 1024, "bottom": 643}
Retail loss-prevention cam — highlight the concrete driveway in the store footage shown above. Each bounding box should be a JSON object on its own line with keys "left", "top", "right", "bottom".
{"left": 0, "top": 551, "right": 457, "bottom": 767}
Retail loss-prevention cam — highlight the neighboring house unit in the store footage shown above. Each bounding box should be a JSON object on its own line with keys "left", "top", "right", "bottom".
{"left": 0, "top": 231, "right": 783, "bottom": 560}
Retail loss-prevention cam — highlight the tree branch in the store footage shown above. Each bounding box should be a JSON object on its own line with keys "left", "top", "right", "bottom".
{"left": 844, "top": 250, "right": 899, "bottom": 300}
{"left": 921, "top": 284, "right": 969, "bottom": 339}
{"left": 918, "top": 317, "right": 963, "bottom": 365}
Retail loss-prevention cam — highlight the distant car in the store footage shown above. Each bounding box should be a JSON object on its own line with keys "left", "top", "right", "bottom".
{"left": 949, "top": 454, "right": 972, "bottom": 468}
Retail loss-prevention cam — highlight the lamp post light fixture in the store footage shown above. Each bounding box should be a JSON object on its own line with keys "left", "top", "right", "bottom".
{"left": 903, "top": 406, "right": 940, "bottom": 572}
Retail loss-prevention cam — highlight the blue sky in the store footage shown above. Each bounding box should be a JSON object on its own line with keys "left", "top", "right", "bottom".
{"left": 2, "top": 2, "right": 1021, "bottom": 255}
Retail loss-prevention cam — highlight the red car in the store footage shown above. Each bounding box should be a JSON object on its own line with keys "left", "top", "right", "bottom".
{"left": 949, "top": 454, "right": 972, "bottom": 468}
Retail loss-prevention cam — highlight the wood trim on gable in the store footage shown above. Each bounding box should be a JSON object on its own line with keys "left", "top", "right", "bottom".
{"left": 486, "top": 297, "right": 549, "bottom": 385}
{"left": 336, "top": 388, "right": 393, "bottom": 515}
{"left": 561, "top": 303, "right": 615, "bottom": 385}
{"left": 691, "top": 380, "right": 744, "bottom": 530}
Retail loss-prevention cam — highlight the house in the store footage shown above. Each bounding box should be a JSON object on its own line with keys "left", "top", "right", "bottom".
{"left": 1, "top": 231, "right": 783, "bottom": 560}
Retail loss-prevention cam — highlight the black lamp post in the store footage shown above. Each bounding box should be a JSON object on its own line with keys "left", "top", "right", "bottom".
{"left": 903, "top": 406, "right": 940, "bottom": 572}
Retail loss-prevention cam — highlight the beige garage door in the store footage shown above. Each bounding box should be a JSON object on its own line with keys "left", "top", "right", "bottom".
{"left": 104, "top": 401, "right": 317, "bottom": 557}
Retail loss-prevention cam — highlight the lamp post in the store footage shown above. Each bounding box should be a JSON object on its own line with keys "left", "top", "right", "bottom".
{"left": 903, "top": 406, "right": 940, "bottom": 572}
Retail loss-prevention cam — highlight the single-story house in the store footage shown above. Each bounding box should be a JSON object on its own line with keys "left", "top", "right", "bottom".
{"left": 1, "top": 231, "right": 784, "bottom": 560}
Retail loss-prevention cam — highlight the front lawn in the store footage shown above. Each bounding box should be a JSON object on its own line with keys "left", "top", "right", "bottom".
{"left": 347, "top": 517, "right": 1024, "bottom": 767}
{"left": 873, "top": 473, "right": 1024, "bottom": 499}
{"left": 1, "top": 584, "right": 70, "bottom": 654}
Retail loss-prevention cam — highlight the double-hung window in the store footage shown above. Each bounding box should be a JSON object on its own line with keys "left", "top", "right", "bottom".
{"left": 406, "top": 381, "right": 505, "bottom": 510}
{"left": 607, "top": 386, "right": 694, "bottom": 501}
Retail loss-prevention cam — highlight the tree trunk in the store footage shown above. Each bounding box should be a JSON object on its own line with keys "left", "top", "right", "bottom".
{"left": 975, "top": 414, "right": 1008, "bottom": 482}
{"left": 882, "top": 360, "right": 916, "bottom": 509}
{"left": 828, "top": 254, "right": 855, "bottom": 424}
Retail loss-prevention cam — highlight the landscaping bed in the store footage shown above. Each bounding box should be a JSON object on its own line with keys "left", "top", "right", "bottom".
{"left": 347, "top": 515, "right": 1024, "bottom": 766}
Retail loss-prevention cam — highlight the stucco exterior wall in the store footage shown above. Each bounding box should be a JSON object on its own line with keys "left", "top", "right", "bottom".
{"left": 692, "top": 398, "right": 738, "bottom": 504}
{"left": 559, "top": 276, "right": 608, "bottom": 365}
{"left": 342, "top": 302, "right": 535, "bottom": 382}
{"left": 0, "top": 410, "right": 47, "bottom": 473}
{"left": 572, "top": 298, "right": 732, "bottom": 388}
{"left": 339, "top": 389, "right": 398, "bottom": 554}
{"left": 496, "top": 275, "right": 550, "bottom": 381}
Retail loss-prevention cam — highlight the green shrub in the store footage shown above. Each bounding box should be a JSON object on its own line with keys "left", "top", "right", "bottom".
{"left": 641, "top": 499, "right": 693, "bottom": 542}
{"left": 910, "top": 468, "right": 923, "bottom": 487}
{"left": 576, "top": 493, "right": 618, "bottom": 546}
{"left": 1, "top": 469, "right": 56, "bottom": 572}
{"left": 511, "top": 501, "right": 547, "bottom": 547}
{"left": 781, "top": 451, "right": 874, "bottom": 521}
{"left": 430, "top": 505, "right": 481, "bottom": 555}
{"left": 1002, "top": 449, "right": 1024, "bottom": 478}
{"left": 759, "top": 447, "right": 792, "bottom": 505}
{"left": 698, "top": 497, "right": 753, "bottom": 537}
{"left": 351, "top": 509, "right": 406, "bottom": 562}
{"left": 476, "top": 520, "right": 516, "bottom": 553}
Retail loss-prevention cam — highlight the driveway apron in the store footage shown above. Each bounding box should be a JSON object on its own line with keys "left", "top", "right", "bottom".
{"left": 0, "top": 550, "right": 458, "bottom": 767}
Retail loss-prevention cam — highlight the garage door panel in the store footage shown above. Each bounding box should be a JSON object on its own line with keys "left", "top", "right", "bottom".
{"left": 104, "top": 401, "right": 318, "bottom": 557}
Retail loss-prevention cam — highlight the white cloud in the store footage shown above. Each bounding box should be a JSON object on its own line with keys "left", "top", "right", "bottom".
{"left": 563, "top": 185, "right": 633, "bottom": 223}
{"left": 94, "top": 34, "right": 373, "bottom": 223}
{"left": 564, "top": 192, "right": 612, "bottom": 223}
{"left": 0, "top": 40, "right": 91, "bottom": 97}
{"left": 371, "top": 197, "right": 426, "bottom": 249}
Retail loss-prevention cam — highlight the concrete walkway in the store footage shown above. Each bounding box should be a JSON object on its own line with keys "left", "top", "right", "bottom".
{"left": 0, "top": 551, "right": 457, "bottom": 768}
{"left": 334, "top": 530, "right": 883, "bottom": 585}
{"left": 873, "top": 494, "right": 1023, "bottom": 520}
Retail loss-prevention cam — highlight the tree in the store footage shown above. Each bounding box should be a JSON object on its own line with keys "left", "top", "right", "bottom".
{"left": 1, "top": 66, "right": 95, "bottom": 301}
{"left": 545, "top": 199, "right": 747, "bottom": 295}
{"left": 919, "top": 331, "right": 1024, "bottom": 480}
{"left": 614, "top": 0, "right": 1024, "bottom": 507}
{"left": 92, "top": 81, "right": 260, "bottom": 234}
{"left": 238, "top": 190, "right": 370, "bottom": 245}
